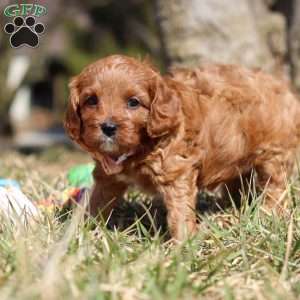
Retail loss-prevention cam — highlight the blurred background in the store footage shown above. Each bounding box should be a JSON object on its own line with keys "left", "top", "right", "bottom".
{"left": 0, "top": 0, "right": 299, "bottom": 152}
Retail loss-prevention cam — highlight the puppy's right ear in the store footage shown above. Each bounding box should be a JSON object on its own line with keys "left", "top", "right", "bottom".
{"left": 64, "top": 78, "right": 81, "bottom": 141}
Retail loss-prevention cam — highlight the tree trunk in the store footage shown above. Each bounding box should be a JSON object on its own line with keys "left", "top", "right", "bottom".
{"left": 155, "top": 0, "right": 287, "bottom": 75}
{"left": 289, "top": 0, "right": 300, "bottom": 90}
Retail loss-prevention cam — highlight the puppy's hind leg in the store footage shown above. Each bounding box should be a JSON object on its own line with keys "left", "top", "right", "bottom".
{"left": 255, "top": 152, "right": 295, "bottom": 216}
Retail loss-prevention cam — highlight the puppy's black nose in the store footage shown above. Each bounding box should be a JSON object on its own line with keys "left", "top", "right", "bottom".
{"left": 101, "top": 122, "right": 117, "bottom": 137}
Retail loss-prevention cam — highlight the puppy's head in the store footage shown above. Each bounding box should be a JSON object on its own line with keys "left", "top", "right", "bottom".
{"left": 64, "top": 55, "right": 180, "bottom": 175}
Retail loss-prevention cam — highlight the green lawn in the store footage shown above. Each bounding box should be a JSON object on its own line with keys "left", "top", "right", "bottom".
{"left": 0, "top": 149, "right": 300, "bottom": 300}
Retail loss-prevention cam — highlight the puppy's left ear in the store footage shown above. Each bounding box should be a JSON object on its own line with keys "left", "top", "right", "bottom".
{"left": 147, "top": 77, "right": 181, "bottom": 138}
{"left": 64, "top": 78, "right": 82, "bottom": 142}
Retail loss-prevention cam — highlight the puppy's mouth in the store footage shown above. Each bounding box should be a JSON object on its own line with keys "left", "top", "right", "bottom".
{"left": 99, "top": 151, "right": 134, "bottom": 175}
{"left": 95, "top": 136, "right": 135, "bottom": 175}
{"left": 105, "top": 151, "right": 134, "bottom": 165}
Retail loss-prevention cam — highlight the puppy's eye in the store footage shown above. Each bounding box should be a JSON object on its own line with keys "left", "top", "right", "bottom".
{"left": 85, "top": 95, "right": 98, "bottom": 106}
{"left": 127, "top": 97, "right": 140, "bottom": 109}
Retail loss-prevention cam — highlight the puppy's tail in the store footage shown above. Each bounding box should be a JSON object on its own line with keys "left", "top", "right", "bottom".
{"left": 295, "top": 96, "right": 300, "bottom": 140}
{"left": 297, "top": 113, "right": 300, "bottom": 141}
{"left": 297, "top": 105, "right": 300, "bottom": 139}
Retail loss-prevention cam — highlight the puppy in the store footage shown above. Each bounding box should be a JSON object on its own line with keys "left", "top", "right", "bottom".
{"left": 65, "top": 55, "right": 300, "bottom": 240}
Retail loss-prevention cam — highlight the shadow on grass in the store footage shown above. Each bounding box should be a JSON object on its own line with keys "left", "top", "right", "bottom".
{"left": 104, "top": 192, "right": 227, "bottom": 237}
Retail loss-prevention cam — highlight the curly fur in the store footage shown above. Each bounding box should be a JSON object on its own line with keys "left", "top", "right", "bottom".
{"left": 65, "top": 55, "right": 300, "bottom": 240}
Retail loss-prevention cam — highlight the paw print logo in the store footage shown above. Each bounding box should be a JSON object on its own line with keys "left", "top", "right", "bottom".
{"left": 4, "top": 16, "right": 45, "bottom": 48}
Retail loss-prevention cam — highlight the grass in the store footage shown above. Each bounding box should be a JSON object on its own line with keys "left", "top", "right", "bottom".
{"left": 0, "top": 148, "right": 300, "bottom": 300}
